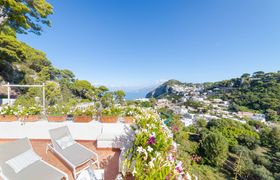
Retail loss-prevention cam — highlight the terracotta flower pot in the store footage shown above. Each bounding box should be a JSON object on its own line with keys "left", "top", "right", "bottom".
{"left": 47, "top": 115, "right": 67, "bottom": 122}
{"left": 74, "top": 116, "right": 92, "bottom": 123}
{"left": 124, "top": 116, "right": 135, "bottom": 123}
{"left": 0, "top": 115, "right": 18, "bottom": 122}
{"left": 24, "top": 115, "right": 40, "bottom": 122}
{"left": 100, "top": 116, "right": 118, "bottom": 123}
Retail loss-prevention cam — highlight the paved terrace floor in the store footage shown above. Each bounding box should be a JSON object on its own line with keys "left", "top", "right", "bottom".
{"left": 0, "top": 139, "right": 120, "bottom": 180}
{"left": 0, "top": 121, "right": 132, "bottom": 180}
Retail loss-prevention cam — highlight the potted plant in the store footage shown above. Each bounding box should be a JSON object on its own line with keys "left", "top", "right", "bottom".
{"left": 0, "top": 105, "right": 19, "bottom": 122}
{"left": 100, "top": 106, "right": 122, "bottom": 123}
{"left": 47, "top": 105, "right": 68, "bottom": 122}
{"left": 73, "top": 106, "right": 94, "bottom": 123}
{"left": 21, "top": 106, "right": 42, "bottom": 122}
{"left": 122, "top": 107, "right": 141, "bottom": 123}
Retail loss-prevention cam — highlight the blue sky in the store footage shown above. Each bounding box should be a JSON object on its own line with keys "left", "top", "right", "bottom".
{"left": 18, "top": 0, "right": 280, "bottom": 89}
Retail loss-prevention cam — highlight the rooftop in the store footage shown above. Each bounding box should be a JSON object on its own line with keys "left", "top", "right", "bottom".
{"left": 0, "top": 139, "right": 121, "bottom": 180}
{"left": 0, "top": 121, "right": 131, "bottom": 180}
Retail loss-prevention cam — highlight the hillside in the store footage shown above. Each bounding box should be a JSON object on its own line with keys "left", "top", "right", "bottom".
{"left": 147, "top": 71, "right": 280, "bottom": 121}
{"left": 0, "top": 34, "right": 115, "bottom": 107}
{"left": 206, "top": 71, "right": 280, "bottom": 121}
{"left": 0, "top": 34, "right": 75, "bottom": 99}
{"left": 146, "top": 79, "right": 201, "bottom": 99}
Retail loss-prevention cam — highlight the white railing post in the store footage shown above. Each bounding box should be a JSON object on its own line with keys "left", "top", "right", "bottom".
{"left": 7, "top": 82, "right": 10, "bottom": 105}
{"left": 42, "top": 83, "right": 46, "bottom": 115}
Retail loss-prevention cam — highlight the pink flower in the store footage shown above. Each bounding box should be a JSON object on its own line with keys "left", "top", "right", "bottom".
{"left": 170, "top": 142, "right": 177, "bottom": 153}
{"left": 167, "top": 154, "right": 175, "bottom": 162}
{"left": 147, "top": 136, "right": 156, "bottom": 145}
{"left": 172, "top": 126, "right": 179, "bottom": 132}
{"left": 175, "top": 161, "right": 184, "bottom": 174}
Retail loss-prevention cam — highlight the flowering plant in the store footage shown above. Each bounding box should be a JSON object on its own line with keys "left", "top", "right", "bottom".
{"left": 101, "top": 106, "right": 122, "bottom": 116}
{"left": 122, "top": 109, "right": 187, "bottom": 179}
{"left": 72, "top": 106, "right": 95, "bottom": 116}
{"left": 20, "top": 106, "right": 42, "bottom": 116}
{"left": 0, "top": 105, "right": 19, "bottom": 115}
{"left": 47, "top": 104, "right": 69, "bottom": 116}
{"left": 122, "top": 106, "right": 142, "bottom": 117}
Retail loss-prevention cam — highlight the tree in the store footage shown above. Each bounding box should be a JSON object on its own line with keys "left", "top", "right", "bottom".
{"left": 241, "top": 73, "right": 251, "bottom": 79}
{"left": 37, "top": 66, "right": 50, "bottom": 83}
{"left": 201, "top": 132, "right": 229, "bottom": 167}
{"left": 101, "top": 92, "right": 114, "bottom": 108}
{"left": 45, "top": 81, "right": 61, "bottom": 105}
{"left": 114, "top": 90, "right": 126, "bottom": 105}
{"left": 0, "top": 0, "right": 53, "bottom": 35}
{"left": 266, "top": 109, "right": 279, "bottom": 121}
{"left": 196, "top": 118, "right": 207, "bottom": 128}
{"left": 96, "top": 86, "right": 109, "bottom": 98}
{"left": 71, "top": 80, "right": 94, "bottom": 100}
{"left": 59, "top": 69, "right": 75, "bottom": 82}
{"left": 250, "top": 165, "right": 274, "bottom": 180}
{"left": 252, "top": 71, "right": 265, "bottom": 78}
{"left": 269, "top": 127, "right": 280, "bottom": 151}
{"left": 260, "top": 128, "right": 271, "bottom": 147}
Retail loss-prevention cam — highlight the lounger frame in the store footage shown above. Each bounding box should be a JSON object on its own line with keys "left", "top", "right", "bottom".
{"left": 46, "top": 135, "right": 100, "bottom": 179}
{"left": 0, "top": 138, "right": 68, "bottom": 180}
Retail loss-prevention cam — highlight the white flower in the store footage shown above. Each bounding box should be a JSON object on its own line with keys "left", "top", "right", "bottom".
{"left": 147, "top": 146, "right": 153, "bottom": 153}
{"left": 148, "top": 160, "right": 154, "bottom": 168}
{"left": 137, "top": 146, "right": 144, "bottom": 153}
{"left": 143, "top": 149, "right": 148, "bottom": 160}
{"left": 155, "top": 151, "right": 161, "bottom": 157}
{"left": 142, "top": 129, "right": 148, "bottom": 133}
{"left": 132, "top": 167, "right": 137, "bottom": 176}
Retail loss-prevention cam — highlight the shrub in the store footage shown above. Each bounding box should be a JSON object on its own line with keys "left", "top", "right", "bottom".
{"left": 47, "top": 104, "right": 69, "bottom": 116}
{"left": 123, "top": 106, "right": 142, "bottom": 117}
{"left": 260, "top": 127, "right": 272, "bottom": 147}
{"left": 201, "top": 132, "right": 228, "bottom": 167}
{"left": 269, "top": 127, "right": 280, "bottom": 152}
{"left": 207, "top": 119, "right": 260, "bottom": 148}
{"left": 101, "top": 106, "right": 122, "bottom": 116}
{"left": 122, "top": 109, "right": 190, "bottom": 179}
{"left": 196, "top": 118, "right": 207, "bottom": 128}
{"left": 18, "top": 106, "right": 42, "bottom": 116}
{"left": 250, "top": 165, "right": 274, "bottom": 180}
{"left": 72, "top": 106, "right": 95, "bottom": 116}
{"left": 0, "top": 105, "right": 19, "bottom": 115}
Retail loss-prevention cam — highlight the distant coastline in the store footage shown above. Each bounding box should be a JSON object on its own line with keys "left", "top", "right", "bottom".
{"left": 125, "top": 91, "right": 147, "bottom": 100}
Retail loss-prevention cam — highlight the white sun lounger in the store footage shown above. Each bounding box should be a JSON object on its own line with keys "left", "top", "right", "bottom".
{"left": 0, "top": 138, "right": 68, "bottom": 180}
{"left": 47, "top": 126, "right": 100, "bottom": 179}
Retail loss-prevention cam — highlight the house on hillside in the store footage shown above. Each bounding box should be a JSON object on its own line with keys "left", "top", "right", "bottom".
{"left": 238, "top": 111, "right": 266, "bottom": 123}
{"left": 251, "top": 114, "right": 266, "bottom": 123}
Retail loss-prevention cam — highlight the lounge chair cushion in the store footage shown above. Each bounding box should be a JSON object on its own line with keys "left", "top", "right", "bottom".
{"left": 58, "top": 143, "right": 95, "bottom": 167}
{"left": 56, "top": 135, "right": 76, "bottom": 150}
{"left": 5, "top": 149, "right": 40, "bottom": 173}
{"left": 2, "top": 160, "right": 65, "bottom": 180}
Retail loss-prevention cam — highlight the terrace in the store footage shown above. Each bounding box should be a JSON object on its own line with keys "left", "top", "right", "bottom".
{"left": 0, "top": 108, "right": 187, "bottom": 180}
{"left": 0, "top": 120, "right": 131, "bottom": 180}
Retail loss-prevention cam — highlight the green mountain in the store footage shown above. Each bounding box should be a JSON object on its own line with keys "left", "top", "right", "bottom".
{"left": 206, "top": 71, "right": 280, "bottom": 121}
{"left": 146, "top": 80, "right": 184, "bottom": 98}
{"left": 146, "top": 79, "right": 200, "bottom": 99}
{"left": 0, "top": 34, "right": 75, "bottom": 100}
{"left": 0, "top": 35, "right": 111, "bottom": 107}
{"left": 147, "top": 71, "right": 280, "bottom": 121}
